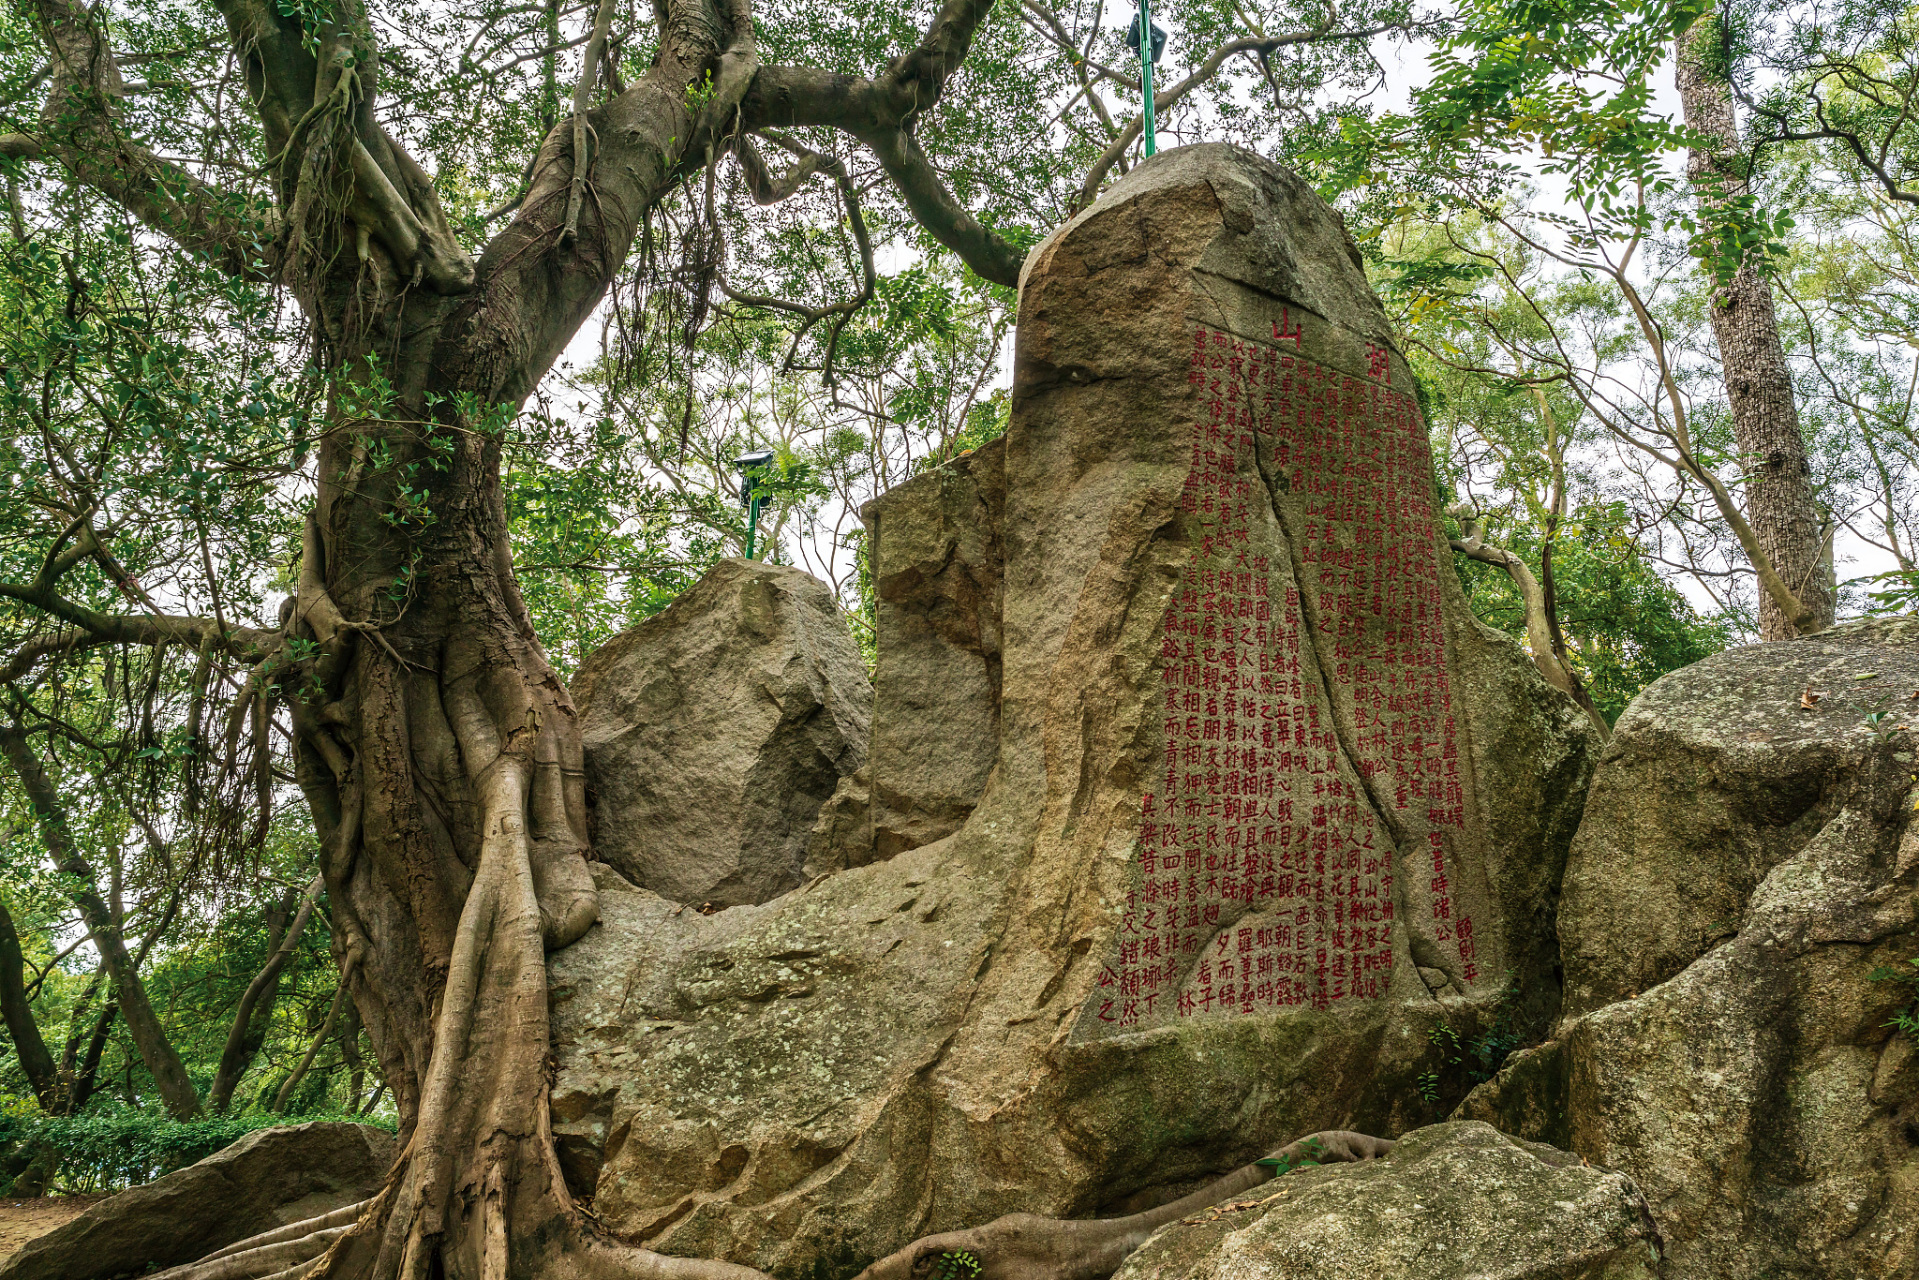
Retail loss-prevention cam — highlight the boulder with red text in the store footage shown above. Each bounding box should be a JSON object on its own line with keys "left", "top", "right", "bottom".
{"left": 1458, "top": 615, "right": 1919, "bottom": 1278}
{"left": 548, "top": 143, "right": 1598, "bottom": 1279}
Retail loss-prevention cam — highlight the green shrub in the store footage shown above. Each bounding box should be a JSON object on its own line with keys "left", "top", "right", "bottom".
{"left": 0, "top": 1100, "right": 396, "bottom": 1194}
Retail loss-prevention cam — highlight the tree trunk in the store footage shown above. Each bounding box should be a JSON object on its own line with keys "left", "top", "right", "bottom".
{"left": 0, "top": 723, "right": 202, "bottom": 1118}
{"left": 0, "top": 897, "right": 60, "bottom": 1108}
{"left": 18, "top": 0, "right": 1028, "bottom": 1270}
{"left": 260, "top": 2, "right": 747, "bottom": 1270}
{"left": 1447, "top": 508, "right": 1610, "bottom": 737}
{"left": 341, "top": 999, "right": 366, "bottom": 1113}
{"left": 1675, "top": 15, "right": 1834, "bottom": 639}
{"left": 209, "top": 877, "right": 320, "bottom": 1113}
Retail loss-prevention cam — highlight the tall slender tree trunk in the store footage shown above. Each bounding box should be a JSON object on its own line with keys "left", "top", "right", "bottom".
{"left": 209, "top": 877, "right": 320, "bottom": 1113}
{"left": 1675, "top": 15, "right": 1834, "bottom": 639}
{"left": 0, "top": 897, "right": 60, "bottom": 1108}
{"left": 0, "top": 723, "right": 202, "bottom": 1118}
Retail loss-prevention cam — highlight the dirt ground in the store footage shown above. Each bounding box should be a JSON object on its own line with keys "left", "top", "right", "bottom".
{"left": 0, "top": 1195, "right": 104, "bottom": 1257}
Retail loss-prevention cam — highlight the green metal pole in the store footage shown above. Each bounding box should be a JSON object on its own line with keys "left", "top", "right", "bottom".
{"left": 745, "top": 495, "right": 761, "bottom": 560}
{"left": 1139, "top": 0, "right": 1156, "bottom": 157}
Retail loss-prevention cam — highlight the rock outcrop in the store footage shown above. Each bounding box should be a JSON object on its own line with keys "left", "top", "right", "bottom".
{"left": 0, "top": 1122, "right": 392, "bottom": 1280}
{"left": 551, "top": 143, "right": 1598, "bottom": 1278}
{"left": 1112, "top": 1122, "right": 1664, "bottom": 1280}
{"left": 1460, "top": 615, "right": 1919, "bottom": 1278}
{"left": 860, "top": 438, "right": 1006, "bottom": 859}
{"left": 574, "top": 558, "right": 872, "bottom": 908}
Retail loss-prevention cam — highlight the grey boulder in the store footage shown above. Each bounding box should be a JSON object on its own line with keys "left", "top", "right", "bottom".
{"left": 0, "top": 1121, "right": 392, "bottom": 1280}
{"left": 1460, "top": 615, "right": 1919, "bottom": 1277}
{"left": 573, "top": 558, "right": 872, "bottom": 908}
{"left": 1113, "top": 1122, "right": 1663, "bottom": 1280}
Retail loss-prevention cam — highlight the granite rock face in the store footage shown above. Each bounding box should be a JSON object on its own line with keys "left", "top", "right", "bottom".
{"left": 573, "top": 558, "right": 873, "bottom": 908}
{"left": 1460, "top": 616, "right": 1919, "bottom": 1278}
{"left": 550, "top": 144, "right": 1598, "bottom": 1278}
{"left": 1112, "top": 1122, "right": 1663, "bottom": 1280}
{"left": 860, "top": 437, "right": 1006, "bottom": 859}
{"left": 0, "top": 1122, "right": 392, "bottom": 1280}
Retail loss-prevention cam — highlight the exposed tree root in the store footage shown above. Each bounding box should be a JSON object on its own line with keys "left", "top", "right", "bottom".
{"left": 141, "top": 1130, "right": 1391, "bottom": 1280}
{"left": 147, "top": 1202, "right": 368, "bottom": 1280}
{"left": 852, "top": 1131, "right": 1396, "bottom": 1280}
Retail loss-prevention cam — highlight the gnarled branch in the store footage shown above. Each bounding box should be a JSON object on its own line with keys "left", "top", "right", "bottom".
{"left": 23, "top": 0, "right": 279, "bottom": 279}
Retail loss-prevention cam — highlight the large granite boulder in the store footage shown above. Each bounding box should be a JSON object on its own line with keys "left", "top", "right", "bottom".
{"left": 0, "top": 1122, "right": 392, "bottom": 1280}
{"left": 1460, "top": 615, "right": 1919, "bottom": 1278}
{"left": 550, "top": 144, "right": 1598, "bottom": 1277}
{"left": 1112, "top": 1122, "right": 1663, "bottom": 1280}
{"left": 573, "top": 558, "right": 872, "bottom": 908}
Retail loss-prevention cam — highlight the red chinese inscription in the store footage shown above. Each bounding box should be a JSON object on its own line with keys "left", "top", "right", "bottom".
{"left": 1101, "top": 320, "right": 1476, "bottom": 1030}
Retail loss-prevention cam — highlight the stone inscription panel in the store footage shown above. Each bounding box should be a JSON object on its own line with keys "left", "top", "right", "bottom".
{"left": 1094, "top": 313, "right": 1477, "bottom": 1031}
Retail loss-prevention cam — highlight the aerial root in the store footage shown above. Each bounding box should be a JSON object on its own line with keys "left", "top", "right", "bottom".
{"left": 146, "top": 1201, "right": 371, "bottom": 1280}
{"left": 849, "top": 1131, "right": 1395, "bottom": 1280}
{"left": 571, "top": 1236, "right": 778, "bottom": 1280}
{"left": 140, "top": 1130, "right": 1390, "bottom": 1280}
{"left": 197, "top": 1200, "right": 370, "bottom": 1262}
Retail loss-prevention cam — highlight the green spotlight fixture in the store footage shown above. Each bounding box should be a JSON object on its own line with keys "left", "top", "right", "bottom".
{"left": 1126, "top": 0, "right": 1166, "bottom": 157}
{"left": 734, "top": 448, "right": 775, "bottom": 560}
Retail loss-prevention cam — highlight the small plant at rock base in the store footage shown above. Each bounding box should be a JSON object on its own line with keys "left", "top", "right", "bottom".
{"left": 1413, "top": 972, "right": 1526, "bottom": 1108}
{"left": 1869, "top": 956, "right": 1919, "bottom": 1041}
{"left": 929, "top": 1250, "right": 982, "bottom": 1280}
{"left": 1255, "top": 1136, "right": 1324, "bottom": 1175}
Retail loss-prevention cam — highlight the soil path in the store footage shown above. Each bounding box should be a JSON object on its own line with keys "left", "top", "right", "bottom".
{"left": 0, "top": 1196, "right": 105, "bottom": 1257}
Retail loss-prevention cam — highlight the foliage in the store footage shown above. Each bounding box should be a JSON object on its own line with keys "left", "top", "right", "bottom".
{"left": 1869, "top": 956, "right": 1919, "bottom": 1042}
{"left": 1414, "top": 974, "right": 1525, "bottom": 1106}
{"left": 1255, "top": 1136, "right": 1325, "bottom": 1175}
{"left": 1447, "top": 500, "right": 1732, "bottom": 722}
{"left": 928, "top": 1251, "right": 982, "bottom": 1280}
{"left": 0, "top": 1101, "right": 395, "bottom": 1194}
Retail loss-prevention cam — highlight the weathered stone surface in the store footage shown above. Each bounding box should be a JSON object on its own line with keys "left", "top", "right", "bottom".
{"left": 1460, "top": 615, "right": 1919, "bottom": 1278}
{"left": 1112, "top": 1122, "right": 1663, "bottom": 1280}
{"left": 574, "top": 558, "right": 873, "bottom": 907}
{"left": 550, "top": 143, "right": 1597, "bottom": 1278}
{"left": 861, "top": 437, "right": 1006, "bottom": 858}
{"left": 0, "top": 1122, "right": 392, "bottom": 1280}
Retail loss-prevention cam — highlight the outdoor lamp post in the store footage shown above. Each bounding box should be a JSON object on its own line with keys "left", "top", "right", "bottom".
{"left": 1126, "top": 0, "right": 1167, "bottom": 157}
{"left": 734, "top": 448, "right": 776, "bottom": 560}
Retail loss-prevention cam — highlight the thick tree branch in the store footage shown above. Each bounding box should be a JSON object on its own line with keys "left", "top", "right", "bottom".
{"left": 738, "top": 0, "right": 1028, "bottom": 288}
{"left": 24, "top": 0, "right": 279, "bottom": 279}
{"left": 562, "top": 0, "right": 620, "bottom": 245}
{"left": 208, "top": 875, "right": 323, "bottom": 1113}
{"left": 0, "top": 897, "right": 61, "bottom": 1109}
{"left": 867, "top": 128, "right": 1023, "bottom": 286}
{"left": 0, "top": 577, "right": 274, "bottom": 662}
{"left": 1447, "top": 504, "right": 1609, "bottom": 737}
{"left": 718, "top": 139, "right": 877, "bottom": 382}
